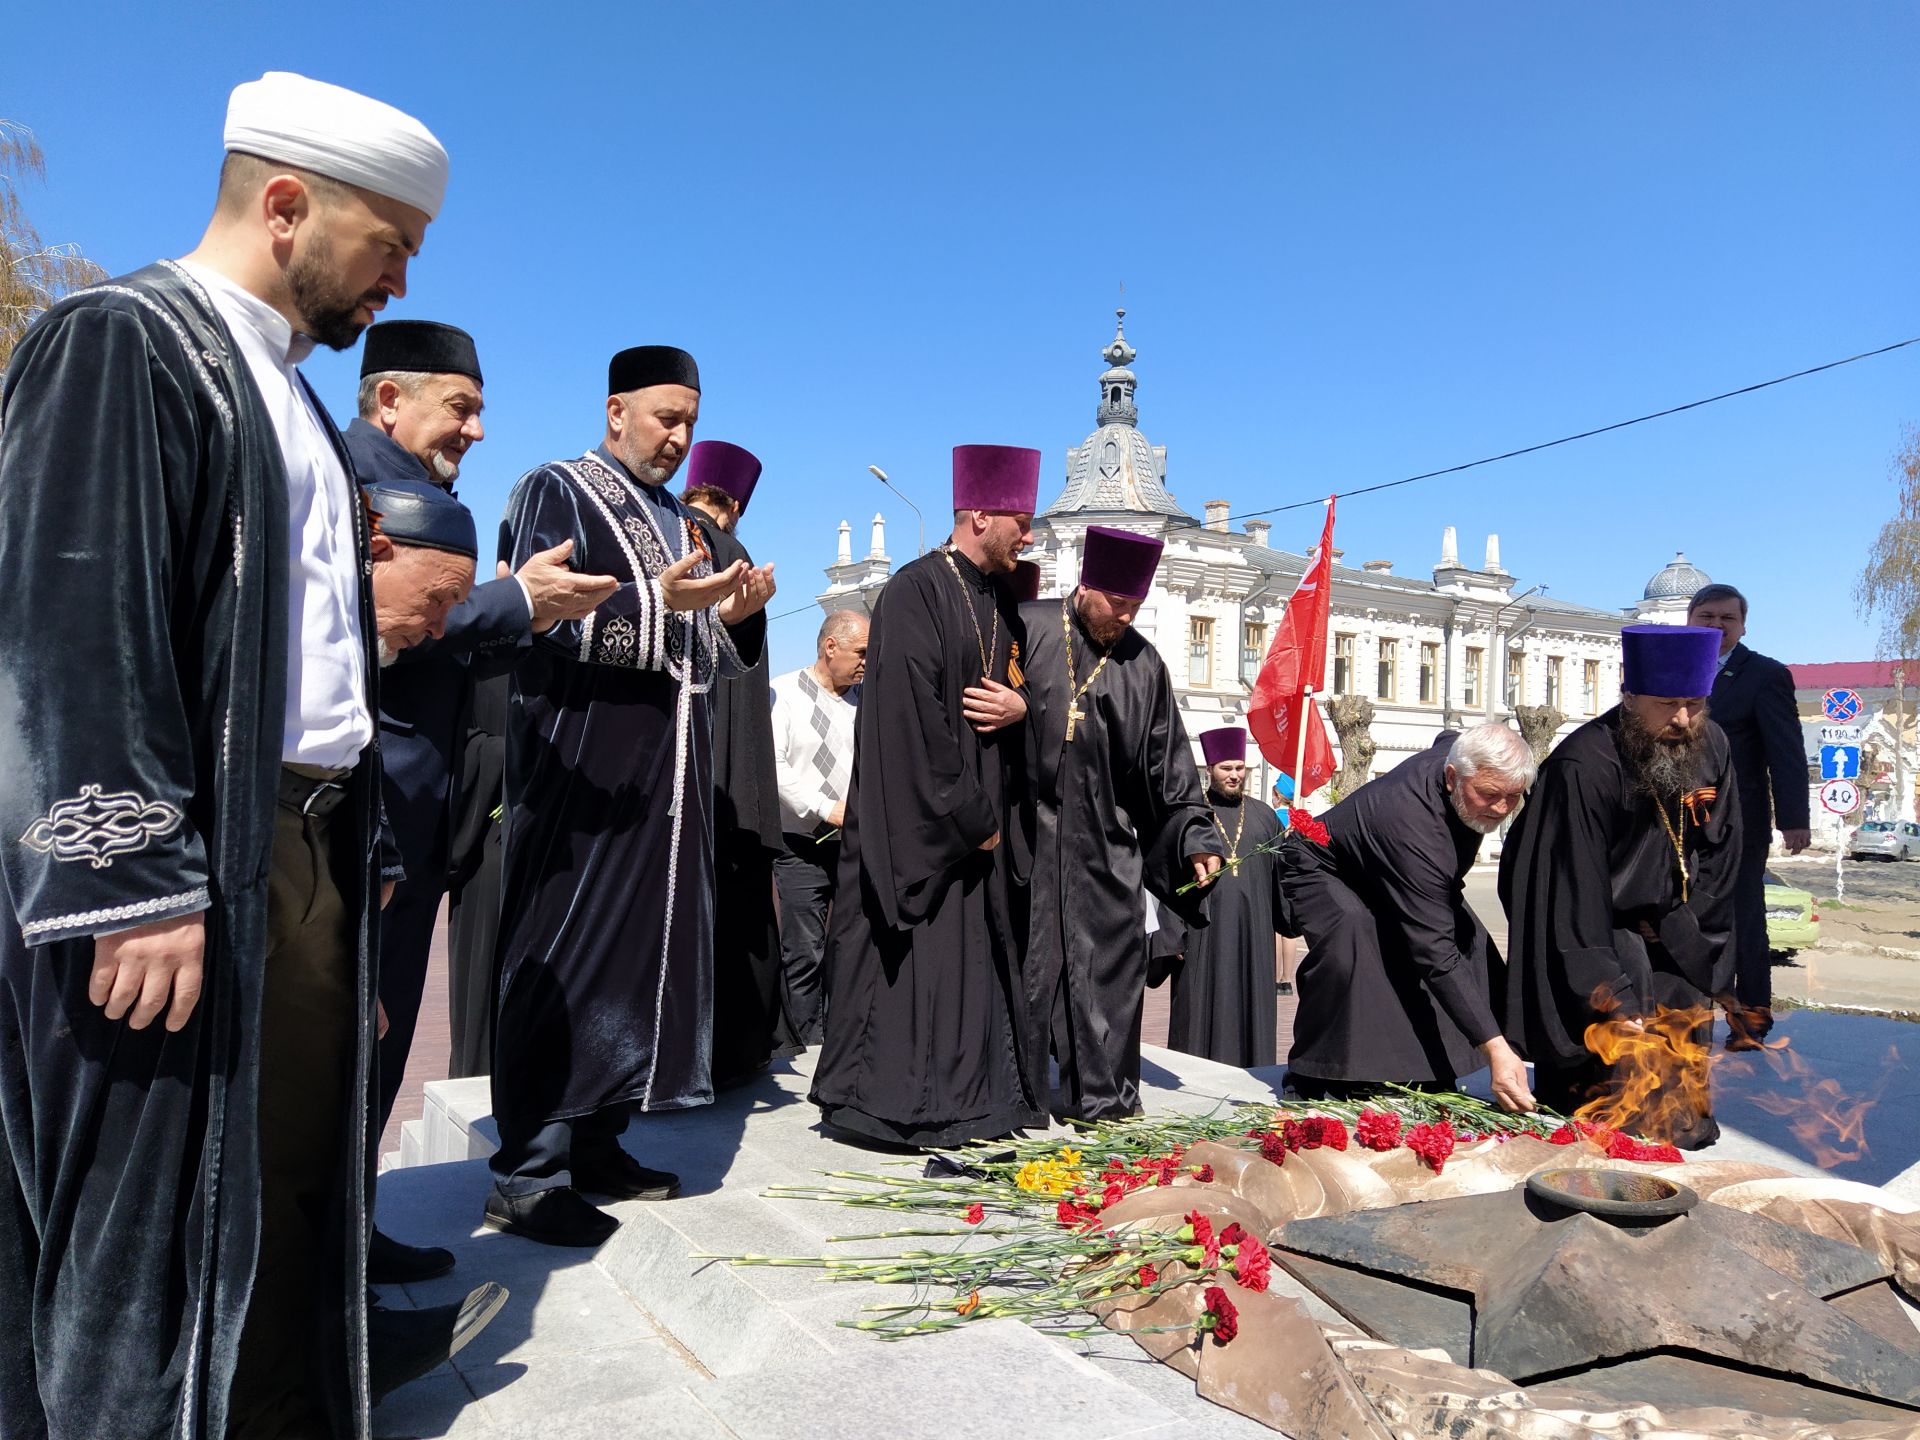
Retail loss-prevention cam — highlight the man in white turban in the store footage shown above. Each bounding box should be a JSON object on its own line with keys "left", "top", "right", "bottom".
{"left": 0, "top": 71, "right": 500, "bottom": 1440}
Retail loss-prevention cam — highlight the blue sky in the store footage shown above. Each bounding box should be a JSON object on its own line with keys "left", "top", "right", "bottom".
{"left": 7, "top": 3, "right": 1915, "bottom": 672}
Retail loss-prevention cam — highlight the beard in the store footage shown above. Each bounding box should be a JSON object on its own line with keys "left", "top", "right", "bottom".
{"left": 979, "top": 527, "right": 1022, "bottom": 573}
{"left": 428, "top": 449, "right": 460, "bottom": 483}
{"left": 613, "top": 435, "right": 673, "bottom": 486}
{"left": 1620, "top": 703, "right": 1709, "bottom": 800}
{"left": 377, "top": 636, "right": 397, "bottom": 668}
{"left": 286, "top": 231, "right": 388, "bottom": 351}
{"left": 1074, "top": 594, "right": 1128, "bottom": 647}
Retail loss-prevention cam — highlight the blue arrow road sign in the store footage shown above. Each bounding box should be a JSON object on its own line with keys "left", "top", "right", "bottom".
{"left": 1821, "top": 745, "right": 1862, "bottom": 780}
{"left": 1823, "top": 689, "right": 1863, "bottom": 722}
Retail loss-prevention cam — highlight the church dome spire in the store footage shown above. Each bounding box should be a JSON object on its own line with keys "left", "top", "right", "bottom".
{"left": 1096, "top": 308, "right": 1139, "bottom": 427}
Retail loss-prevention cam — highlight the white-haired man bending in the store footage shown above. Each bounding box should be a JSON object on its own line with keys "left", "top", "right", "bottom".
{"left": 1282, "top": 724, "right": 1538, "bottom": 1111}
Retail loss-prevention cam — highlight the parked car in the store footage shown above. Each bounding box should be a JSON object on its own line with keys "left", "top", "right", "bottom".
{"left": 1848, "top": 820, "right": 1920, "bottom": 862}
{"left": 1762, "top": 871, "right": 1819, "bottom": 954}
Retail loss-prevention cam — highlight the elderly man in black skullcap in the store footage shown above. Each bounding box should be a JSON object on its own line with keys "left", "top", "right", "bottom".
{"left": 486, "top": 347, "right": 775, "bottom": 1247}
{"left": 345, "top": 321, "right": 614, "bottom": 1288}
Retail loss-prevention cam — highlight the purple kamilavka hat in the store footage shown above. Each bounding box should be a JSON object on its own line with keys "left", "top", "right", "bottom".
{"left": 1620, "top": 624, "right": 1721, "bottom": 698}
{"left": 1079, "top": 525, "right": 1163, "bottom": 601}
{"left": 685, "top": 440, "right": 761, "bottom": 514}
{"left": 952, "top": 445, "right": 1041, "bottom": 513}
{"left": 1199, "top": 726, "right": 1248, "bottom": 766}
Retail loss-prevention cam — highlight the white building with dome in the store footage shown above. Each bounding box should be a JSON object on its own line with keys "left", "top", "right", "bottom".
{"left": 818, "top": 312, "right": 1716, "bottom": 796}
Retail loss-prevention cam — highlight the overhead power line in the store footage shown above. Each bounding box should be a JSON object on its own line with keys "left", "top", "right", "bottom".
{"left": 1170, "top": 335, "right": 1920, "bottom": 532}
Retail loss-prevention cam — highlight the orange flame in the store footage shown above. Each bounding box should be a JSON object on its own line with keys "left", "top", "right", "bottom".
{"left": 1575, "top": 1003, "right": 1717, "bottom": 1145}
{"left": 1736, "top": 1042, "right": 1894, "bottom": 1170}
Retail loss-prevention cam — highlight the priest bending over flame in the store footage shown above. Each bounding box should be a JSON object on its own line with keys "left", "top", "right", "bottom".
{"left": 1499, "top": 625, "right": 1743, "bottom": 1150}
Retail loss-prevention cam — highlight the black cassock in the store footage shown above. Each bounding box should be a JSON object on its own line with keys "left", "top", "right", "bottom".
{"left": 1160, "top": 794, "right": 1286, "bottom": 1068}
{"left": 1284, "top": 738, "right": 1504, "bottom": 1088}
{"left": 692, "top": 515, "right": 785, "bottom": 1086}
{"left": 1499, "top": 707, "right": 1742, "bottom": 1143}
{"left": 1018, "top": 600, "right": 1220, "bottom": 1122}
{"left": 0, "top": 263, "right": 378, "bottom": 1438}
{"left": 493, "top": 447, "right": 755, "bottom": 1136}
{"left": 447, "top": 671, "right": 508, "bottom": 1080}
{"left": 811, "top": 550, "right": 1040, "bottom": 1146}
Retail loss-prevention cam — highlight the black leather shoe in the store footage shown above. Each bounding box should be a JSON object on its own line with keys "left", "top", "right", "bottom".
{"left": 368, "top": 1227, "right": 456, "bottom": 1285}
{"left": 482, "top": 1185, "right": 619, "bottom": 1247}
{"left": 370, "top": 1281, "right": 509, "bottom": 1401}
{"left": 572, "top": 1148, "right": 680, "bottom": 1202}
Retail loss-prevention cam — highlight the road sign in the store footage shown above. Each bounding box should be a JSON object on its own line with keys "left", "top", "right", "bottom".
{"left": 1820, "top": 778, "right": 1861, "bottom": 815}
{"left": 1822, "top": 689, "right": 1863, "bottom": 723}
{"left": 1819, "top": 723, "right": 1864, "bottom": 745}
{"left": 1820, "top": 745, "right": 1862, "bottom": 780}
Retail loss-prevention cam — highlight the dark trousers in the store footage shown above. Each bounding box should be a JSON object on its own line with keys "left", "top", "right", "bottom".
{"left": 374, "top": 869, "right": 445, "bottom": 1128}
{"left": 773, "top": 835, "right": 837, "bottom": 1046}
{"left": 489, "top": 1105, "right": 629, "bottom": 1198}
{"left": 229, "top": 791, "right": 359, "bottom": 1438}
{"left": 1729, "top": 835, "right": 1773, "bottom": 1010}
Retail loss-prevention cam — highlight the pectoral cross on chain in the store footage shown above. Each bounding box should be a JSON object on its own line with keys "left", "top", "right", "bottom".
{"left": 1065, "top": 702, "right": 1086, "bottom": 741}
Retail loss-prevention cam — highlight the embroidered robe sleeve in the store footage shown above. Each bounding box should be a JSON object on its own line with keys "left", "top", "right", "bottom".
{"left": 501, "top": 463, "right": 753, "bottom": 679}
{"left": 0, "top": 304, "right": 213, "bottom": 944}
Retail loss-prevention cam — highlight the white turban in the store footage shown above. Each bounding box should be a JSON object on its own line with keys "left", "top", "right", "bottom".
{"left": 223, "top": 71, "right": 448, "bottom": 220}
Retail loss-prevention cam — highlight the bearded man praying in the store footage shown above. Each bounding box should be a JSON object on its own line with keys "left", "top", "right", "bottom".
{"left": 1500, "top": 625, "right": 1742, "bottom": 1149}
{"left": 1282, "top": 724, "right": 1537, "bottom": 1111}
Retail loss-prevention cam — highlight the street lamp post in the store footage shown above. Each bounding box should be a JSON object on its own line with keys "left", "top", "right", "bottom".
{"left": 868, "top": 465, "right": 924, "bottom": 558}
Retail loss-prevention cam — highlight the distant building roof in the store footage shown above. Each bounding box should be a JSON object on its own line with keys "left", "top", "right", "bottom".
{"left": 1789, "top": 660, "right": 1915, "bottom": 692}
{"left": 1642, "top": 551, "right": 1711, "bottom": 601}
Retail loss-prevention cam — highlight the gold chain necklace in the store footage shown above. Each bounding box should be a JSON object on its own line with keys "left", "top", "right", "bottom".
{"left": 1653, "top": 793, "right": 1689, "bottom": 903}
{"left": 939, "top": 546, "right": 999, "bottom": 680}
{"left": 1062, "top": 599, "right": 1114, "bottom": 741}
{"left": 1213, "top": 798, "right": 1247, "bottom": 875}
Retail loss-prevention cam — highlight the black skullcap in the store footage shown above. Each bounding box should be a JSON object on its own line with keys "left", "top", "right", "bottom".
{"left": 608, "top": 345, "right": 700, "bottom": 396}
{"left": 360, "top": 320, "right": 483, "bottom": 384}
{"left": 362, "top": 475, "right": 478, "bottom": 559}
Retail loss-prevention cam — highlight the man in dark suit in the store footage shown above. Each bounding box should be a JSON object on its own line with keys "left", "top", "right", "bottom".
{"left": 1689, "top": 583, "right": 1811, "bottom": 1040}
{"left": 344, "top": 320, "right": 616, "bottom": 1281}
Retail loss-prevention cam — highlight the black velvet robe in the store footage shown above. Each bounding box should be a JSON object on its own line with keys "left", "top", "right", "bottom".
{"left": 1283, "top": 738, "right": 1503, "bottom": 1087}
{"left": 492, "top": 447, "right": 755, "bottom": 1135}
{"left": 810, "top": 551, "right": 1040, "bottom": 1146}
{"left": 0, "top": 262, "right": 380, "bottom": 1439}
{"left": 691, "top": 515, "right": 784, "bottom": 1086}
{"left": 1163, "top": 794, "right": 1286, "bottom": 1068}
{"left": 1499, "top": 708, "right": 1742, "bottom": 1135}
{"left": 447, "top": 672, "right": 507, "bottom": 1080}
{"left": 1018, "top": 599, "right": 1221, "bottom": 1122}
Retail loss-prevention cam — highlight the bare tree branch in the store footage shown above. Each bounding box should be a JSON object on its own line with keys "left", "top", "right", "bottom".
{"left": 1857, "top": 426, "right": 1920, "bottom": 661}
{"left": 0, "top": 119, "right": 107, "bottom": 374}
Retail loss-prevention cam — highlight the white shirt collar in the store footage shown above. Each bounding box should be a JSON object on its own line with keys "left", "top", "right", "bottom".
{"left": 175, "top": 259, "right": 316, "bottom": 366}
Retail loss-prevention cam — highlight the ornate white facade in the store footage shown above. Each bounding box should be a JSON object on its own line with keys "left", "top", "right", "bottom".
{"left": 818, "top": 312, "right": 1716, "bottom": 799}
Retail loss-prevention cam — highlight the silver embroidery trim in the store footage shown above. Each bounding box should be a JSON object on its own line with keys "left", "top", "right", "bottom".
{"left": 21, "top": 784, "right": 187, "bottom": 869}
{"left": 578, "top": 608, "right": 597, "bottom": 663}
{"left": 556, "top": 456, "right": 674, "bottom": 673}
{"left": 21, "top": 885, "right": 211, "bottom": 944}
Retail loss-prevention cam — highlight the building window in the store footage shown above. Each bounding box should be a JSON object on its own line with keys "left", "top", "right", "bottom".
{"left": 1333, "top": 633, "right": 1356, "bottom": 694}
{"left": 1545, "top": 656, "right": 1563, "bottom": 709}
{"left": 1582, "top": 659, "right": 1600, "bottom": 714}
{"left": 1189, "top": 616, "right": 1214, "bottom": 688}
{"left": 1419, "top": 642, "right": 1439, "bottom": 705}
{"left": 1506, "top": 651, "right": 1525, "bottom": 707}
{"left": 1377, "top": 639, "right": 1398, "bottom": 702}
{"left": 1463, "top": 647, "right": 1483, "bottom": 709}
{"left": 1241, "top": 623, "right": 1266, "bottom": 685}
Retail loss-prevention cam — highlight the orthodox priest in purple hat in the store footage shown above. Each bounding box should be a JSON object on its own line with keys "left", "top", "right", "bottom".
{"left": 811, "top": 445, "right": 1043, "bottom": 1146}
{"left": 1018, "top": 526, "right": 1223, "bottom": 1122}
{"left": 1158, "top": 726, "right": 1290, "bottom": 1068}
{"left": 1500, "top": 625, "right": 1742, "bottom": 1149}
{"left": 486, "top": 348, "right": 776, "bottom": 1247}
{"left": 682, "top": 441, "right": 789, "bottom": 1083}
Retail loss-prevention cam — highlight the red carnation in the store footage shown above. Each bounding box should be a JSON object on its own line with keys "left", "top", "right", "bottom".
{"left": 963, "top": 1202, "right": 984, "bottom": 1225}
{"left": 1288, "top": 809, "right": 1330, "bottom": 847}
{"left": 1356, "top": 1108, "right": 1403, "bottom": 1151}
{"left": 1258, "top": 1131, "right": 1288, "bottom": 1167}
{"left": 1307, "top": 1116, "right": 1349, "bottom": 1151}
{"left": 1184, "top": 1210, "right": 1214, "bottom": 1249}
{"left": 1190, "top": 1163, "right": 1214, "bottom": 1183}
{"left": 1137, "top": 1263, "right": 1159, "bottom": 1287}
{"left": 1202, "top": 1285, "right": 1239, "bottom": 1343}
{"left": 1546, "top": 1124, "right": 1579, "bottom": 1145}
{"left": 1057, "top": 1199, "right": 1101, "bottom": 1231}
{"left": 1233, "top": 1233, "right": 1272, "bottom": 1292}
{"left": 1102, "top": 1181, "right": 1128, "bottom": 1209}
{"left": 1405, "top": 1119, "right": 1457, "bottom": 1173}
{"left": 1218, "top": 1222, "right": 1247, "bottom": 1247}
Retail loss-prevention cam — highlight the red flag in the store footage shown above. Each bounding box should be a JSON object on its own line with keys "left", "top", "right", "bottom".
{"left": 1248, "top": 499, "right": 1338, "bottom": 798}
